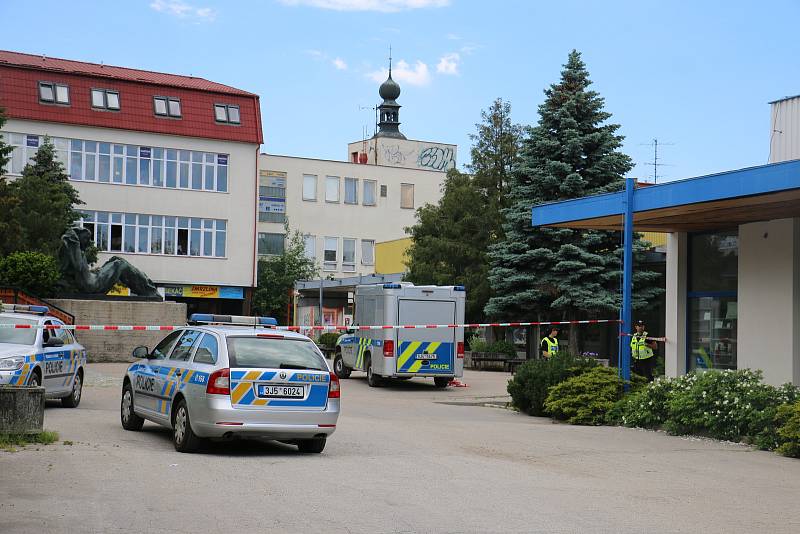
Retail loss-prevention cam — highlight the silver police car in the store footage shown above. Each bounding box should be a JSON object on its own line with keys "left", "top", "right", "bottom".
{"left": 120, "top": 314, "right": 340, "bottom": 453}
{"left": 0, "top": 304, "right": 86, "bottom": 407}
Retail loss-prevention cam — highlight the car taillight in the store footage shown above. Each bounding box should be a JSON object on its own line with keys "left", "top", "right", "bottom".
{"left": 383, "top": 340, "right": 394, "bottom": 357}
{"left": 328, "top": 372, "right": 340, "bottom": 399}
{"left": 206, "top": 368, "right": 230, "bottom": 395}
{"left": 457, "top": 342, "right": 465, "bottom": 359}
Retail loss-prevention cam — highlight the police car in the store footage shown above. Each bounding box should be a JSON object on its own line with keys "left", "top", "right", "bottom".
{"left": 0, "top": 304, "right": 87, "bottom": 407}
{"left": 120, "top": 314, "right": 340, "bottom": 453}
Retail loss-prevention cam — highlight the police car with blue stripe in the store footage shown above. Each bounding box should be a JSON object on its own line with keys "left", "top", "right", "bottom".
{"left": 120, "top": 314, "right": 340, "bottom": 453}
{"left": 0, "top": 304, "right": 87, "bottom": 407}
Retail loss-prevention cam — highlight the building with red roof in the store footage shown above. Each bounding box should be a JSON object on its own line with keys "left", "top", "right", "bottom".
{"left": 0, "top": 50, "right": 263, "bottom": 313}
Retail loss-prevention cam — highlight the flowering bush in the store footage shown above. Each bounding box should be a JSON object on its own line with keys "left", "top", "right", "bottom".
{"left": 613, "top": 369, "right": 799, "bottom": 449}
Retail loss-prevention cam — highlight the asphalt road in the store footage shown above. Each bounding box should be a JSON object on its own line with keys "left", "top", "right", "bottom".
{"left": 2, "top": 363, "right": 800, "bottom": 534}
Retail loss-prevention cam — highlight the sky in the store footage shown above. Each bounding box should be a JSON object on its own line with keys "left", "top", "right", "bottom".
{"left": 2, "top": 0, "right": 800, "bottom": 182}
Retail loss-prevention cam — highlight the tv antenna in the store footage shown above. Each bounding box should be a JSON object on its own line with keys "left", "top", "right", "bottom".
{"left": 640, "top": 138, "right": 675, "bottom": 184}
{"left": 359, "top": 104, "right": 377, "bottom": 137}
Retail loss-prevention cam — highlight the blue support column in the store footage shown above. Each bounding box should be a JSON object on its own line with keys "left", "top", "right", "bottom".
{"left": 618, "top": 178, "right": 634, "bottom": 384}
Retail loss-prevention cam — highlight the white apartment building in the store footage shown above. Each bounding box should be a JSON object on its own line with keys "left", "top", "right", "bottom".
{"left": 0, "top": 51, "right": 261, "bottom": 314}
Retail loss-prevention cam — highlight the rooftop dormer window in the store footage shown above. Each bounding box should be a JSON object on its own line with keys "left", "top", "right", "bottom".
{"left": 214, "top": 104, "right": 240, "bottom": 124}
{"left": 91, "top": 88, "right": 120, "bottom": 111}
{"left": 39, "top": 82, "right": 70, "bottom": 105}
{"left": 154, "top": 96, "right": 182, "bottom": 118}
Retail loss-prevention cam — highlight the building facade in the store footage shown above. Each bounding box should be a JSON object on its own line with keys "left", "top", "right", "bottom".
{"left": 0, "top": 51, "right": 262, "bottom": 314}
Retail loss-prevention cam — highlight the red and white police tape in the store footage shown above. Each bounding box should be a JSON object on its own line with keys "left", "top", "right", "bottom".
{"left": 0, "top": 318, "right": 622, "bottom": 331}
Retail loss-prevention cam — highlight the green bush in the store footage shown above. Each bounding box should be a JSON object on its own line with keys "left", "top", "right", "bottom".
{"left": 487, "top": 340, "right": 517, "bottom": 358}
{"left": 507, "top": 352, "right": 597, "bottom": 416}
{"left": 545, "top": 366, "right": 636, "bottom": 425}
{"left": 775, "top": 401, "right": 800, "bottom": 458}
{"left": 614, "top": 370, "right": 799, "bottom": 449}
{"left": 317, "top": 332, "right": 340, "bottom": 349}
{"left": 0, "top": 251, "right": 60, "bottom": 296}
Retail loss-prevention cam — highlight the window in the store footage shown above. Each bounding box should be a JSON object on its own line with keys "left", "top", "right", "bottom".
{"left": 361, "top": 240, "right": 375, "bottom": 265}
{"left": 193, "top": 334, "right": 218, "bottom": 365}
{"left": 214, "top": 104, "right": 240, "bottom": 124}
{"left": 380, "top": 184, "right": 388, "bottom": 198}
{"left": 342, "top": 238, "right": 356, "bottom": 272}
{"left": 151, "top": 330, "right": 182, "bottom": 360}
{"left": 687, "top": 230, "right": 739, "bottom": 372}
{"left": 351, "top": 152, "right": 359, "bottom": 163}
{"left": 258, "top": 173, "right": 286, "bottom": 223}
{"left": 304, "top": 235, "right": 316, "bottom": 259}
{"left": 303, "top": 174, "right": 317, "bottom": 201}
{"left": 79, "top": 210, "right": 226, "bottom": 258}
{"left": 258, "top": 232, "right": 285, "bottom": 256}
{"left": 154, "top": 96, "right": 181, "bottom": 118}
{"left": 91, "top": 89, "right": 120, "bottom": 110}
{"left": 363, "top": 180, "right": 377, "bottom": 206}
{"left": 325, "top": 176, "right": 340, "bottom": 202}
{"left": 323, "top": 237, "right": 338, "bottom": 271}
{"left": 401, "top": 183, "right": 414, "bottom": 209}
{"left": 344, "top": 177, "right": 358, "bottom": 204}
{"left": 39, "top": 82, "right": 69, "bottom": 105}
{"left": 170, "top": 330, "right": 202, "bottom": 361}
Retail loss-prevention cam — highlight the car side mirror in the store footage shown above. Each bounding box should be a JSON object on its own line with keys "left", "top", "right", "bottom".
{"left": 346, "top": 328, "right": 356, "bottom": 335}
{"left": 45, "top": 337, "right": 64, "bottom": 348}
{"left": 132, "top": 346, "right": 150, "bottom": 359}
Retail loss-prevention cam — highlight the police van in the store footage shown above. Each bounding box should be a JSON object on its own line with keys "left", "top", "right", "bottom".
{"left": 333, "top": 283, "right": 465, "bottom": 388}
{"left": 0, "top": 304, "right": 87, "bottom": 407}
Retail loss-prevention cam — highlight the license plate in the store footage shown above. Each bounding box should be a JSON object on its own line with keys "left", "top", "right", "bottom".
{"left": 415, "top": 354, "right": 437, "bottom": 360}
{"left": 257, "top": 384, "right": 305, "bottom": 398}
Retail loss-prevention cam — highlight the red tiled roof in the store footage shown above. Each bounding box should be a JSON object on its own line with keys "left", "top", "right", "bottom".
{"left": 0, "top": 50, "right": 256, "bottom": 97}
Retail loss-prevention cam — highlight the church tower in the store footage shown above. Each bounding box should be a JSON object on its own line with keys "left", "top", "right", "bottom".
{"left": 374, "top": 55, "right": 406, "bottom": 140}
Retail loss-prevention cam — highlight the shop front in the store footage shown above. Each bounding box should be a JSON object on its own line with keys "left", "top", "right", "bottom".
{"left": 161, "top": 284, "right": 251, "bottom": 316}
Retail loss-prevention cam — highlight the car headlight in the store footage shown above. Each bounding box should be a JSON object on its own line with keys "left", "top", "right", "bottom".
{"left": 0, "top": 356, "right": 25, "bottom": 371}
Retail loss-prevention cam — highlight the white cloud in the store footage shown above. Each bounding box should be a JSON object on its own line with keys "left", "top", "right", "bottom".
{"left": 306, "top": 49, "right": 325, "bottom": 59}
{"left": 150, "top": 0, "right": 216, "bottom": 21}
{"left": 278, "top": 0, "right": 450, "bottom": 13}
{"left": 436, "top": 52, "right": 460, "bottom": 75}
{"left": 333, "top": 57, "right": 348, "bottom": 70}
{"left": 368, "top": 59, "right": 431, "bottom": 86}
{"left": 446, "top": 33, "right": 461, "bottom": 40}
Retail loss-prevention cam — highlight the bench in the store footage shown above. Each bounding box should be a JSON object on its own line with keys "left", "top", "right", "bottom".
{"left": 504, "top": 358, "right": 527, "bottom": 373}
{"left": 469, "top": 352, "right": 509, "bottom": 370}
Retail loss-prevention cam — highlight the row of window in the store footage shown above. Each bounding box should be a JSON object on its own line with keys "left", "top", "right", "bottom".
{"left": 301, "top": 175, "right": 414, "bottom": 209}
{"left": 257, "top": 234, "right": 375, "bottom": 272}
{"left": 79, "top": 210, "right": 227, "bottom": 258}
{"left": 37, "top": 81, "right": 241, "bottom": 124}
{"left": 2, "top": 132, "right": 229, "bottom": 192}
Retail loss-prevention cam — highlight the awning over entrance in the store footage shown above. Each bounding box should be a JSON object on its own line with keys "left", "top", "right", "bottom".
{"left": 532, "top": 160, "right": 800, "bottom": 232}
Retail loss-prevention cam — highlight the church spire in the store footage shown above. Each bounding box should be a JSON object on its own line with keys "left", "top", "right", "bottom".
{"left": 375, "top": 47, "right": 406, "bottom": 140}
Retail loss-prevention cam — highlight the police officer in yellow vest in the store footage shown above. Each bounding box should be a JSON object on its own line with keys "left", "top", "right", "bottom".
{"left": 540, "top": 327, "right": 559, "bottom": 358}
{"left": 631, "top": 320, "right": 657, "bottom": 381}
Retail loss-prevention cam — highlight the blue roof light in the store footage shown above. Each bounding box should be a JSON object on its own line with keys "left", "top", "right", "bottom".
{"left": 383, "top": 283, "right": 401, "bottom": 289}
{"left": 453, "top": 286, "right": 466, "bottom": 292}
{"left": 189, "top": 313, "right": 215, "bottom": 323}
{"left": 258, "top": 317, "right": 278, "bottom": 326}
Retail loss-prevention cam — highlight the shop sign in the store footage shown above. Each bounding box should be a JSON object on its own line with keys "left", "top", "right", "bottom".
{"left": 162, "top": 285, "right": 244, "bottom": 300}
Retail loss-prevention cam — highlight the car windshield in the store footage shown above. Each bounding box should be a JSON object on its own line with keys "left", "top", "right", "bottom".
{"left": 226, "top": 337, "right": 327, "bottom": 371}
{"left": 0, "top": 317, "right": 38, "bottom": 345}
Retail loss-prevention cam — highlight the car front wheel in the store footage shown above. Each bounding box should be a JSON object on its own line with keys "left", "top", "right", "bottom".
{"left": 334, "top": 353, "right": 351, "bottom": 379}
{"left": 121, "top": 382, "right": 144, "bottom": 431}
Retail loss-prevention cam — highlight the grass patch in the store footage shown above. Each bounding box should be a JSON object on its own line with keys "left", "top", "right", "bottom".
{"left": 0, "top": 430, "right": 59, "bottom": 452}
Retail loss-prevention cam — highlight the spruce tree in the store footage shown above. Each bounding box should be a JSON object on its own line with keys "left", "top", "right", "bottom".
{"left": 0, "top": 108, "right": 24, "bottom": 254}
{"left": 485, "top": 50, "right": 662, "bottom": 353}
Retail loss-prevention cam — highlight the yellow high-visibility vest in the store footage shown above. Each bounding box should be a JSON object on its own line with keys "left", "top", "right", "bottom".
{"left": 631, "top": 332, "right": 654, "bottom": 360}
{"left": 542, "top": 337, "right": 559, "bottom": 355}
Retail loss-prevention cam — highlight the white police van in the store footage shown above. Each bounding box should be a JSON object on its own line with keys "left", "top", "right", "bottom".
{"left": 0, "top": 304, "right": 87, "bottom": 407}
{"left": 333, "top": 283, "right": 465, "bottom": 388}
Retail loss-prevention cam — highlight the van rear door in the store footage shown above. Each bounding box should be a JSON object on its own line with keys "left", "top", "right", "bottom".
{"left": 396, "top": 299, "right": 455, "bottom": 376}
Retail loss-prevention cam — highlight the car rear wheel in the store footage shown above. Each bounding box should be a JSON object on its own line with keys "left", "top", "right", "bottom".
{"left": 61, "top": 370, "right": 83, "bottom": 408}
{"left": 297, "top": 437, "right": 326, "bottom": 453}
{"left": 434, "top": 377, "right": 450, "bottom": 388}
{"left": 121, "top": 382, "right": 144, "bottom": 431}
{"left": 173, "top": 400, "right": 202, "bottom": 453}
{"left": 333, "top": 353, "right": 351, "bottom": 379}
{"left": 366, "top": 356, "right": 381, "bottom": 388}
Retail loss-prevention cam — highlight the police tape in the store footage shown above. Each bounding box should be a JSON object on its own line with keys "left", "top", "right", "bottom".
{"left": 620, "top": 333, "right": 667, "bottom": 342}
{"left": 0, "top": 318, "right": 622, "bottom": 331}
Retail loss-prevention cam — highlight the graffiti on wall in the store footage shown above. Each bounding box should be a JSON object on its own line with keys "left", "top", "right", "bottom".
{"left": 382, "top": 144, "right": 412, "bottom": 166}
{"left": 417, "top": 145, "right": 456, "bottom": 171}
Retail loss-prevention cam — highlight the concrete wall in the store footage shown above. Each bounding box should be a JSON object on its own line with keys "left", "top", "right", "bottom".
{"left": 665, "top": 232, "right": 687, "bottom": 378}
{"left": 738, "top": 218, "right": 800, "bottom": 385}
{"left": 49, "top": 299, "right": 187, "bottom": 363}
{"left": 3, "top": 119, "right": 258, "bottom": 289}
{"left": 347, "top": 138, "right": 457, "bottom": 172}
{"left": 259, "top": 154, "right": 445, "bottom": 278}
